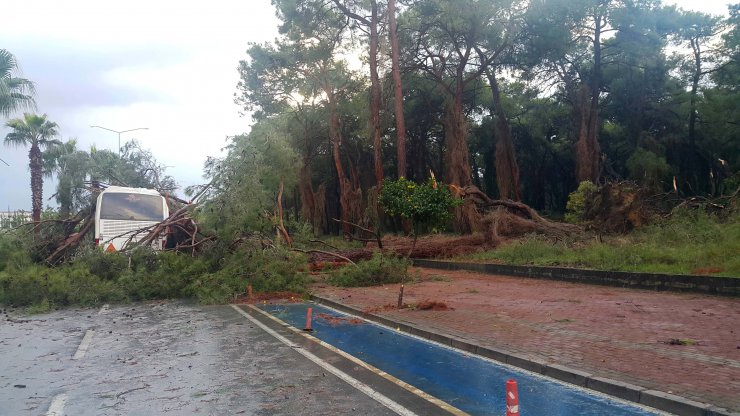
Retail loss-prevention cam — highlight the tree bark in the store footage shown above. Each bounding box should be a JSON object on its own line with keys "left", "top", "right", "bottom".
{"left": 389, "top": 0, "right": 407, "bottom": 179}
{"left": 488, "top": 74, "right": 521, "bottom": 201}
{"left": 443, "top": 88, "right": 478, "bottom": 234}
{"left": 327, "top": 92, "right": 353, "bottom": 236}
{"left": 443, "top": 90, "right": 472, "bottom": 188}
{"left": 688, "top": 37, "right": 701, "bottom": 145}
{"left": 29, "top": 143, "right": 43, "bottom": 224}
{"left": 575, "top": 13, "right": 603, "bottom": 184}
{"left": 369, "top": 0, "right": 383, "bottom": 185}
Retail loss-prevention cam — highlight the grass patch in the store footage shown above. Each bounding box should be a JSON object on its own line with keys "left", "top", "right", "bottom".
{"left": 457, "top": 211, "right": 740, "bottom": 277}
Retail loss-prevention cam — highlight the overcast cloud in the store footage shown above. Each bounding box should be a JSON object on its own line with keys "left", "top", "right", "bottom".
{"left": 1, "top": 0, "right": 279, "bottom": 210}
{"left": 0, "top": 0, "right": 730, "bottom": 210}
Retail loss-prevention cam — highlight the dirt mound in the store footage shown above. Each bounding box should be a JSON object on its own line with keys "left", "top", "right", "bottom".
{"left": 415, "top": 300, "right": 450, "bottom": 311}
{"left": 315, "top": 312, "right": 364, "bottom": 326}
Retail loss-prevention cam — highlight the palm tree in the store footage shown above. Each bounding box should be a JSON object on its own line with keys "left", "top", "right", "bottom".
{"left": 0, "top": 49, "right": 36, "bottom": 119}
{"left": 4, "top": 113, "right": 61, "bottom": 223}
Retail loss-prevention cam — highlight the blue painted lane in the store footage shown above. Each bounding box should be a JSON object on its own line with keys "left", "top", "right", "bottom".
{"left": 259, "top": 303, "right": 662, "bottom": 416}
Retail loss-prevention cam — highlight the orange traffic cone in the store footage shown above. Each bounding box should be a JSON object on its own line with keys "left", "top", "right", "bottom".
{"left": 304, "top": 307, "right": 313, "bottom": 331}
{"left": 506, "top": 379, "right": 519, "bottom": 416}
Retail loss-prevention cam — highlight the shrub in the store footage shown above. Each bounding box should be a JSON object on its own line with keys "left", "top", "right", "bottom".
{"left": 379, "top": 177, "right": 461, "bottom": 232}
{"left": 329, "top": 253, "right": 409, "bottom": 287}
{"left": 0, "top": 232, "right": 32, "bottom": 273}
{"left": 565, "top": 180, "right": 598, "bottom": 223}
{"left": 626, "top": 148, "right": 671, "bottom": 191}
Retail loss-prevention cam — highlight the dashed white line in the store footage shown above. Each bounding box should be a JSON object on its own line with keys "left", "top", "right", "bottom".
{"left": 230, "top": 304, "right": 418, "bottom": 416}
{"left": 72, "top": 330, "right": 95, "bottom": 360}
{"left": 46, "top": 394, "right": 67, "bottom": 416}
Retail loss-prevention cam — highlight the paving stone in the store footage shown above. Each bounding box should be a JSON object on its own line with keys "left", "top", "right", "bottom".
{"left": 312, "top": 266, "right": 740, "bottom": 413}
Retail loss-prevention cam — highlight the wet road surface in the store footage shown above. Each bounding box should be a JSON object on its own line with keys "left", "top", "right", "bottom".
{"left": 0, "top": 301, "right": 397, "bottom": 415}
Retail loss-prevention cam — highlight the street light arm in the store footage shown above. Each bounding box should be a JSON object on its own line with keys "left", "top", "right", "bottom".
{"left": 119, "top": 127, "right": 149, "bottom": 134}
{"left": 90, "top": 125, "right": 149, "bottom": 157}
{"left": 90, "top": 126, "right": 148, "bottom": 134}
{"left": 90, "top": 125, "right": 119, "bottom": 134}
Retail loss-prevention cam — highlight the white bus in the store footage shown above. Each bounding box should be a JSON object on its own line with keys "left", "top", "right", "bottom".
{"left": 95, "top": 186, "right": 169, "bottom": 251}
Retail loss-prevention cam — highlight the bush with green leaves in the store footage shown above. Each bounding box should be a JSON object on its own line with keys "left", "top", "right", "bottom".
{"left": 379, "top": 177, "right": 460, "bottom": 232}
{"left": 328, "top": 253, "right": 409, "bottom": 287}
{"left": 187, "top": 242, "right": 308, "bottom": 304}
{"left": 565, "top": 180, "right": 598, "bottom": 223}
{"left": 0, "top": 231, "right": 32, "bottom": 273}
{"left": 626, "top": 148, "right": 671, "bottom": 191}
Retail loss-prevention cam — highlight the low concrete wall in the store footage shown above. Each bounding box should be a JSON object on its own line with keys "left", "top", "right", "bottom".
{"left": 412, "top": 259, "right": 740, "bottom": 297}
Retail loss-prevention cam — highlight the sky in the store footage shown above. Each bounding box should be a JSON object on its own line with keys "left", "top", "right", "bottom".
{"left": 0, "top": 0, "right": 733, "bottom": 211}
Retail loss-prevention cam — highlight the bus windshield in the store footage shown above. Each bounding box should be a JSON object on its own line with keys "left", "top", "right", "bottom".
{"left": 99, "top": 193, "right": 165, "bottom": 221}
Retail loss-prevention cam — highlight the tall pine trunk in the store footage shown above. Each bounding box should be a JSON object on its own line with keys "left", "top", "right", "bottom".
{"left": 575, "top": 13, "right": 603, "bottom": 184}
{"left": 488, "top": 74, "right": 520, "bottom": 201}
{"left": 369, "top": 0, "right": 383, "bottom": 185}
{"left": 443, "top": 88, "right": 478, "bottom": 233}
{"left": 327, "top": 93, "right": 353, "bottom": 236}
{"left": 389, "top": 0, "right": 407, "bottom": 179}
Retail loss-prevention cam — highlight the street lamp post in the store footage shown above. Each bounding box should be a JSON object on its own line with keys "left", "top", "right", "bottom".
{"left": 90, "top": 125, "right": 148, "bottom": 156}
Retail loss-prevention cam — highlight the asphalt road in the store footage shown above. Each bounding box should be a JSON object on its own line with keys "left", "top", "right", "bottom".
{"left": 0, "top": 301, "right": 397, "bottom": 415}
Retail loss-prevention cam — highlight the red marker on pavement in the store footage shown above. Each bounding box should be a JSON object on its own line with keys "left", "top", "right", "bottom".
{"left": 304, "top": 307, "right": 313, "bottom": 331}
{"left": 506, "top": 379, "right": 519, "bottom": 416}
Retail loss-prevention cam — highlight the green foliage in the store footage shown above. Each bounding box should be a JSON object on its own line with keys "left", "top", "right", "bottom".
{"left": 565, "top": 181, "right": 597, "bottom": 223}
{"left": 188, "top": 243, "right": 308, "bottom": 304}
{"left": 0, "top": 232, "right": 32, "bottom": 273}
{"left": 626, "top": 148, "right": 672, "bottom": 191}
{"left": 0, "top": 235, "right": 311, "bottom": 311}
{"left": 459, "top": 210, "right": 740, "bottom": 277}
{"left": 0, "top": 262, "right": 127, "bottom": 309}
{"left": 0, "top": 49, "right": 36, "bottom": 118}
{"left": 379, "top": 177, "right": 461, "bottom": 231}
{"left": 198, "top": 116, "right": 299, "bottom": 239}
{"left": 328, "top": 253, "right": 409, "bottom": 287}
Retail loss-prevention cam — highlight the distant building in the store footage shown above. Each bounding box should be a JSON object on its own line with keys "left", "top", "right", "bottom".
{"left": 0, "top": 210, "right": 32, "bottom": 229}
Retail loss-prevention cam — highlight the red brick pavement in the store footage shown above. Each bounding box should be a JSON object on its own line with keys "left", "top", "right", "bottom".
{"left": 311, "top": 267, "right": 740, "bottom": 412}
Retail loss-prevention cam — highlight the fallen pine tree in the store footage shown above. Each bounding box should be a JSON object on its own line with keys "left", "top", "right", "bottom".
{"left": 11, "top": 182, "right": 216, "bottom": 265}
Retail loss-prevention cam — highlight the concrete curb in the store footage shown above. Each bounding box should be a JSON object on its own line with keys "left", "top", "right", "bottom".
{"left": 310, "top": 294, "right": 736, "bottom": 416}
{"left": 412, "top": 259, "right": 740, "bottom": 297}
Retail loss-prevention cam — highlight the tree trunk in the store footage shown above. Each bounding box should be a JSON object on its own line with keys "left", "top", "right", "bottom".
{"left": 575, "top": 14, "right": 603, "bottom": 184}
{"left": 443, "top": 91, "right": 472, "bottom": 188}
{"left": 389, "top": 0, "right": 407, "bottom": 179}
{"left": 328, "top": 93, "right": 353, "bottom": 236}
{"left": 369, "top": 0, "right": 383, "bottom": 185}
{"left": 488, "top": 74, "right": 520, "bottom": 201}
{"left": 29, "top": 143, "right": 43, "bottom": 224}
{"left": 299, "top": 161, "right": 316, "bottom": 222}
{"left": 688, "top": 37, "right": 701, "bottom": 146}
{"left": 575, "top": 85, "right": 601, "bottom": 183}
{"left": 443, "top": 89, "right": 477, "bottom": 233}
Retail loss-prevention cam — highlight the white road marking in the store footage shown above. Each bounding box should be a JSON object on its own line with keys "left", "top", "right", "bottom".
{"left": 246, "top": 304, "right": 468, "bottom": 416}
{"left": 72, "top": 330, "right": 95, "bottom": 360}
{"left": 230, "top": 304, "right": 419, "bottom": 416}
{"left": 98, "top": 304, "right": 109, "bottom": 315}
{"left": 46, "top": 394, "right": 67, "bottom": 416}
